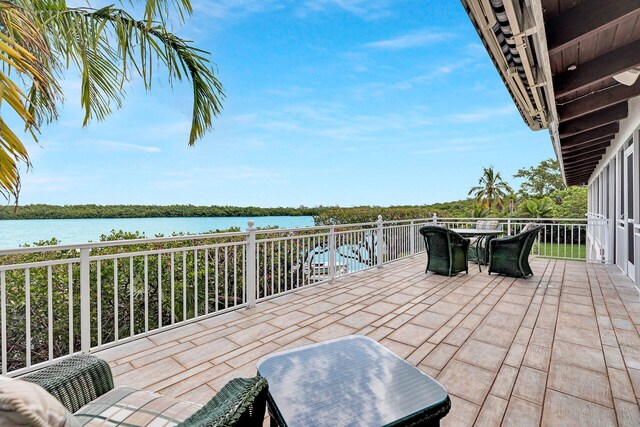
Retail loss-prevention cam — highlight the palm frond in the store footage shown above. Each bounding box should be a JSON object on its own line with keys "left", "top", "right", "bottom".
{"left": 0, "top": 0, "right": 223, "bottom": 202}
{"left": 0, "top": 1, "right": 61, "bottom": 201}
{"left": 36, "top": 4, "right": 224, "bottom": 143}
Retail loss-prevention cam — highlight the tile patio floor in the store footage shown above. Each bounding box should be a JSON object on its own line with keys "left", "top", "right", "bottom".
{"left": 95, "top": 256, "right": 640, "bottom": 426}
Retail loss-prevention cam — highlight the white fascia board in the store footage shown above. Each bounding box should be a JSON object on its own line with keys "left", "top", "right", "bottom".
{"left": 589, "top": 95, "right": 640, "bottom": 185}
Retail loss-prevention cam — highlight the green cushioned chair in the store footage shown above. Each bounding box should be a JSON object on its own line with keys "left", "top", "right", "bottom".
{"left": 488, "top": 225, "right": 544, "bottom": 278}
{"left": 419, "top": 225, "right": 470, "bottom": 276}
{"left": 21, "top": 354, "right": 268, "bottom": 426}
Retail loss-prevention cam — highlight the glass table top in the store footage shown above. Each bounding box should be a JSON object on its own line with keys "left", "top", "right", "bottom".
{"left": 257, "top": 335, "right": 449, "bottom": 427}
{"left": 452, "top": 228, "right": 503, "bottom": 236}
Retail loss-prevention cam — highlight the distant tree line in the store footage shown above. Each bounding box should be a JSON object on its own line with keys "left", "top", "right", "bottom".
{"left": 0, "top": 204, "right": 321, "bottom": 220}
{"left": 315, "top": 159, "right": 587, "bottom": 225}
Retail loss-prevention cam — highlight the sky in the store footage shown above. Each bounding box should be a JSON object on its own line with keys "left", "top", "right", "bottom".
{"left": 17, "top": 0, "right": 555, "bottom": 207}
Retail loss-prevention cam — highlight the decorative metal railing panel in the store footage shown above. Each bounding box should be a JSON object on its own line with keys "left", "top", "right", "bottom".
{"left": 0, "top": 216, "right": 607, "bottom": 375}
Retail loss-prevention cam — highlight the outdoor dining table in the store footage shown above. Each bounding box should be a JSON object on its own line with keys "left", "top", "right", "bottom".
{"left": 256, "top": 335, "right": 451, "bottom": 427}
{"left": 452, "top": 228, "right": 504, "bottom": 272}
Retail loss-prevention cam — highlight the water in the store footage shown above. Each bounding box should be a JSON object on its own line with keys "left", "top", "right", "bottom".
{"left": 0, "top": 216, "right": 315, "bottom": 249}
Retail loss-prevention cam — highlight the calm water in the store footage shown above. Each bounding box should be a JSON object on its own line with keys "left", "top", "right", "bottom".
{"left": 0, "top": 216, "right": 315, "bottom": 249}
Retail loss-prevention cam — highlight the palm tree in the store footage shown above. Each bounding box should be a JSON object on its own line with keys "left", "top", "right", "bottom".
{"left": 468, "top": 166, "right": 513, "bottom": 211}
{"left": 522, "top": 198, "right": 554, "bottom": 218}
{"left": 0, "top": 0, "right": 224, "bottom": 202}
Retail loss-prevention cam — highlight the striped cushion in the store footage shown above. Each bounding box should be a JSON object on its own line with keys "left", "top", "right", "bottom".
{"left": 74, "top": 387, "right": 201, "bottom": 426}
{"left": 476, "top": 220, "right": 499, "bottom": 230}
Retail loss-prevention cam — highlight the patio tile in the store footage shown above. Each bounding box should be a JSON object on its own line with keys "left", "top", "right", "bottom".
{"left": 502, "top": 396, "right": 542, "bottom": 427}
{"left": 523, "top": 344, "right": 551, "bottom": 371}
{"left": 608, "top": 367, "right": 637, "bottom": 403}
{"left": 614, "top": 399, "right": 640, "bottom": 427}
{"left": 603, "top": 345, "right": 626, "bottom": 369}
{"left": 615, "top": 329, "right": 640, "bottom": 348}
{"left": 338, "top": 310, "right": 381, "bottom": 329}
{"left": 611, "top": 317, "right": 636, "bottom": 331}
{"left": 620, "top": 345, "right": 640, "bottom": 370}
{"left": 512, "top": 366, "right": 547, "bottom": 405}
{"left": 454, "top": 339, "right": 507, "bottom": 372}
{"left": 306, "top": 323, "right": 357, "bottom": 342}
{"left": 542, "top": 389, "right": 617, "bottom": 427}
{"left": 176, "top": 384, "right": 216, "bottom": 405}
{"left": 226, "top": 323, "right": 281, "bottom": 346}
{"left": 420, "top": 343, "right": 458, "bottom": 371}
{"left": 483, "top": 310, "right": 522, "bottom": 328}
{"left": 362, "top": 301, "right": 398, "bottom": 315}
{"left": 438, "top": 360, "right": 495, "bottom": 405}
{"left": 411, "top": 310, "right": 450, "bottom": 329}
{"left": 116, "top": 358, "right": 186, "bottom": 389}
{"left": 159, "top": 362, "right": 234, "bottom": 397}
{"left": 429, "top": 301, "right": 464, "bottom": 316}
{"left": 551, "top": 340, "right": 606, "bottom": 373}
{"left": 471, "top": 323, "right": 517, "bottom": 349}
{"left": 443, "top": 327, "right": 474, "bottom": 346}
{"left": 406, "top": 341, "right": 436, "bottom": 366}
{"left": 474, "top": 394, "right": 507, "bottom": 426}
{"left": 441, "top": 395, "right": 479, "bottom": 427}
{"left": 386, "top": 322, "right": 434, "bottom": 347}
{"left": 173, "top": 337, "right": 239, "bottom": 369}
{"left": 504, "top": 343, "right": 527, "bottom": 367}
{"left": 560, "top": 293, "right": 594, "bottom": 306}
{"left": 547, "top": 363, "right": 613, "bottom": 408}
{"left": 556, "top": 311, "right": 598, "bottom": 331}
{"left": 529, "top": 326, "right": 554, "bottom": 348}
{"left": 379, "top": 338, "right": 415, "bottom": 359}
{"left": 554, "top": 323, "right": 601, "bottom": 349}
{"left": 490, "top": 364, "right": 519, "bottom": 399}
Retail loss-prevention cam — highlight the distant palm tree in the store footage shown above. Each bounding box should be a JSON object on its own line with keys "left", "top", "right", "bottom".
{"left": 468, "top": 166, "right": 513, "bottom": 211}
{"left": 522, "top": 198, "right": 554, "bottom": 218}
{"left": 0, "top": 0, "right": 224, "bottom": 202}
{"left": 469, "top": 203, "right": 489, "bottom": 218}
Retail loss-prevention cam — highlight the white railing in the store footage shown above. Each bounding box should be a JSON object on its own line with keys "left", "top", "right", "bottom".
{"left": 0, "top": 215, "right": 607, "bottom": 375}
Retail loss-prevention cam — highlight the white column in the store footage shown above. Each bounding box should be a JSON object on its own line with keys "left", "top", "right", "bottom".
{"left": 79, "top": 248, "right": 91, "bottom": 353}
{"left": 329, "top": 225, "right": 336, "bottom": 281}
{"left": 376, "top": 216, "right": 384, "bottom": 268}
{"left": 246, "top": 221, "right": 257, "bottom": 308}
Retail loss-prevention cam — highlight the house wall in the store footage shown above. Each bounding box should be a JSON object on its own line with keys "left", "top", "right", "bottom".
{"left": 587, "top": 95, "right": 640, "bottom": 283}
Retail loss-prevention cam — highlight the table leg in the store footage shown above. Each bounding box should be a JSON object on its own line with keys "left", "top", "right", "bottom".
{"left": 475, "top": 238, "right": 482, "bottom": 272}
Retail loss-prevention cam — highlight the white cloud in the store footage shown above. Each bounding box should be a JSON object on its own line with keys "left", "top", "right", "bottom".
{"left": 90, "top": 139, "right": 162, "bottom": 153}
{"left": 192, "top": 0, "right": 283, "bottom": 18}
{"left": 21, "top": 174, "right": 72, "bottom": 192}
{"left": 412, "top": 145, "right": 479, "bottom": 155}
{"left": 446, "top": 105, "right": 516, "bottom": 123}
{"left": 364, "top": 29, "right": 453, "bottom": 50}
{"left": 298, "top": 0, "right": 394, "bottom": 20}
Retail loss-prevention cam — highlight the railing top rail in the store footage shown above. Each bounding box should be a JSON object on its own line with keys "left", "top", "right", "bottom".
{"left": 0, "top": 216, "right": 603, "bottom": 255}
{"left": 0, "top": 230, "right": 249, "bottom": 256}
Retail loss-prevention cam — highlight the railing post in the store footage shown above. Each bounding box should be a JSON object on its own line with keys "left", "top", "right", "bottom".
{"left": 432, "top": 213, "right": 438, "bottom": 224}
{"left": 329, "top": 225, "right": 336, "bottom": 281}
{"left": 376, "top": 215, "right": 384, "bottom": 268}
{"left": 507, "top": 218, "right": 512, "bottom": 236}
{"left": 246, "top": 221, "right": 257, "bottom": 309}
{"left": 409, "top": 221, "right": 415, "bottom": 255}
{"left": 80, "top": 248, "right": 91, "bottom": 353}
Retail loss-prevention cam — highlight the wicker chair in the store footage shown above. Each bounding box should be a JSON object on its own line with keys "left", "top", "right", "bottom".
{"left": 419, "top": 226, "right": 470, "bottom": 276}
{"left": 21, "top": 354, "right": 268, "bottom": 426}
{"left": 487, "top": 225, "right": 544, "bottom": 278}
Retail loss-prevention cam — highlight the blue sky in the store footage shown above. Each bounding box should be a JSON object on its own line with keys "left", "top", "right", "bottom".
{"left": 19, "top": 0, "right": 555, "bottom": 207}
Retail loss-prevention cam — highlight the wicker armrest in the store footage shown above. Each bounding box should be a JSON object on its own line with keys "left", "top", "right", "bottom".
{"left": 21, "top": 354, "right": 114, "bottom": 413}
{"left": 179, "top": 376, "right": 268, "bottom": 427}
{"left": 490, "top": 234, "right": 521, "bottom": 246}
